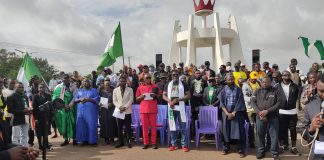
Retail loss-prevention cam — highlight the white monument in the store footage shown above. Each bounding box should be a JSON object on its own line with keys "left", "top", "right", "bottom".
{"left": 169, "top": 0, "right": 246, "bottom": 69}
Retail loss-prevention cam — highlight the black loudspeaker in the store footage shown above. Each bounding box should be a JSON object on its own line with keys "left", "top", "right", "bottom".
{"left": 252, "top": 49, "right": 260, "bottom": 65}
{"left": 156, "top": 54, "right": 162, "bottom": 69}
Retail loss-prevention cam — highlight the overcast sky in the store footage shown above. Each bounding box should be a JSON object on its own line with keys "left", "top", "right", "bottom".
{"left": 0, "top": 0, "right": 324, "bottom": 75}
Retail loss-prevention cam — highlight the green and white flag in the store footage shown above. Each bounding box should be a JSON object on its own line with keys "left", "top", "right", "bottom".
{"left": 97, "top": 22, "right": 124, "bottom": 71}
{"left": 299, "top": 36, "right": 311, "bottom": 57}
{"left": 314, "top": 40, "right": 324, "bottom": 60}
{"left": 17, "top": 53, "right": 43, "bottom": 89}
{"left": 299, "top": 36, "right": 324, "bottom": 60}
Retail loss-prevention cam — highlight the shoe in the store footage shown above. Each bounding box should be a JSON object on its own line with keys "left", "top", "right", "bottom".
{"left": 256, "top": 153, "right": 265, "bottom": 159}
{"left": 142, "top": 145, "right": 149, "bottom": 149}
{"left": 239, "top": 153, "right": 246, "bottom": 158}
{"left": 152, "top": 144, "right": 158, "bottom": 149}
{"left": 73, "top": 140, "right": 78, "bottom": 146}
{"left": 222, "top": 150, "right": 229, "bottom": 155}
{"left": 168, "top": 146, "right": 177, "bottom": 151}
{"left": 48, "top": 143, "right": 53, "bottom": 148}
{"left": 105, "top": 139, "right": 110, "bottom": 145}
{"left": 290, "top": 147, "right": 299, "bottom": 155}
{"left": 283, "top": 145, "right": 289, "bottom": 151}
{"left": 182, "top": 146, "right": 189, "bottom": 152}
{"left": 52, "top": 135, "right": 58, "bottom": 139}
{"left": 39, "top": 145, "right": 44, "bottom": 150}
{"left": 273, "top": 155, "right": 280, "bottom": 160}
{"left": 60, "top": 140, "right": 69, "bottom": 146}
{"left": 127, "top": 140, "right": 132, "bottom": 148}
{"left": 279, "top": 146, "right": 284, "bottom": 154}
{"left": 115, "top": 143, "right": 124, "bottom": 148}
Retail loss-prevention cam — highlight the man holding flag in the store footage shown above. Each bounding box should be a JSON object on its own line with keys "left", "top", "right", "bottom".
{"left": 9, "top": 53, "right": 46, "bottom": 147}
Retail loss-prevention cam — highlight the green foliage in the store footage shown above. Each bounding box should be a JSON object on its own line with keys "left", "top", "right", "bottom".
{"left": 0, "top": 49, "right": 59, "bottom": 83}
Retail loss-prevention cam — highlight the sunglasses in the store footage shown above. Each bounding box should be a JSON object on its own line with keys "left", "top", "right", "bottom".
{"left": 172, "top": 74, "right": 179, "bottom": 77}
{"left": 145, "top": 77, "right": 151, "bottom": 79}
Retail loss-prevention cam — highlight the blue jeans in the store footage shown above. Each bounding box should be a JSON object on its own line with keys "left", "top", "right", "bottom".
{"left": 256, "top": 116, "right": 279, "bottom": 156}
{"left": 170, "top": 111, "right": 187, "bottom": 147}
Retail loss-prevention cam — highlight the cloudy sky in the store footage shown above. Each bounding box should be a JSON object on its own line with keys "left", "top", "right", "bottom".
{"left": 0, "top": 0, "right": 324, "bottom": 75}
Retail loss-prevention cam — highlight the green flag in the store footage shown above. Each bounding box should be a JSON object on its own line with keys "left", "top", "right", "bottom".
{"left": 314, "top": 40, "right": 324, "bottom": 60}
{"left": 17, "top": 53, "right": 43, "bottom": 88}
{"left": 299, "top": 36, "right": 310, "bottom": 57}
{"left": 97, "top": 22, "right": 124, "bottom": 71}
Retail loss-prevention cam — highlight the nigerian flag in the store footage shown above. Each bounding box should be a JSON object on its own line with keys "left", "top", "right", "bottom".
{"left": 17, "top": 53, "right": 43, "bottom": 89}
{"left": 299, "top": 36, "right": 324, "bottom": 60}
{"left": 97, "top": 22, "right": 124, "bottom": 71}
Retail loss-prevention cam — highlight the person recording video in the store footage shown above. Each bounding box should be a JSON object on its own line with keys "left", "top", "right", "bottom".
{"left": 302, "top": 74, "right": 324, "bottom": 159}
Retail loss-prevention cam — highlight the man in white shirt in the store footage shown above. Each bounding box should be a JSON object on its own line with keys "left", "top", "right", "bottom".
{"left": 107, "top": 68, "right": 118, "bottom": 87}
{"left": 48, "top": 74, "right": 59, "bottom": 92}
{"left": 276, "top": 71, "right": 300, "bottom": 154}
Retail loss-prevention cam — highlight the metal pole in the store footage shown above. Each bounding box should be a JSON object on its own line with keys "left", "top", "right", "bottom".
{"left": 128, "top": 56, "right": 131, "bottom": 68}
{"left": 122, "top": 55, "right": 125, "bottom": 67}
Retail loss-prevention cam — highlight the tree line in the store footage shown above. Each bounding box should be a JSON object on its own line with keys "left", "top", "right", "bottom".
{"left": 0, "top": 49, "right": 59, "bottom": 83}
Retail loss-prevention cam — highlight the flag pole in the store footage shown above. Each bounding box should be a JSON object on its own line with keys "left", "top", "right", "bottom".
{"left": 122, "top": 55, "right": 125, "bottom": 67}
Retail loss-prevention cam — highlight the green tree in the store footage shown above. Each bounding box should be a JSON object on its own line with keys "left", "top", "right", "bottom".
{"left": 0, "top": 49, "right": 59, "bottom": 83}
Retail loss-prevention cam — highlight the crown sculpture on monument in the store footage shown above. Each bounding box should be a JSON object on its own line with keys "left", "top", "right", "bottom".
{"left": 169, "top": 0, "right": 246, "bottom": 70}
{"left": 193, "top": 0, "right": 215, "bottom": 16}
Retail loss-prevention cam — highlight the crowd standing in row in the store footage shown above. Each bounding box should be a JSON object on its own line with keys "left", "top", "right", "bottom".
{"left": 1, "top": 58, "right": 324, "bottom": 160}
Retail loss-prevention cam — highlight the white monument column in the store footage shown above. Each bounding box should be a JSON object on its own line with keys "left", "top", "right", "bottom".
{"left": 202, "top": 16, "right": 207, "bottom": 28}
{"left": 185, "top": 14, "right": 196, "bottom": 66}
{"left": 228, "top": 15, "right": 246, "bottom": 66}
{"left": 168, "top": 0, "right": 246, "bottom": 69}
{"left": 169, "top": 20, "right": 181, "bottom": 65}
{"left": 213, "top": 12, "right": 224, "bottom": 69}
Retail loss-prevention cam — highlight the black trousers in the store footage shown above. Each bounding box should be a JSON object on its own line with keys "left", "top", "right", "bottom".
{"left": 0, "top": 119, "right": 12, "bottom": 145}
{"left": 116, "top": 114, "right": 131, "bottom": 144}
{"left": 28, "top": 127, "right": 34, "bottom": 145}
{"left": 190, "top": 96, "right": 204, "bottom": 137}
{"left": 279, "top": 114, "right": 297, "bottom": 146}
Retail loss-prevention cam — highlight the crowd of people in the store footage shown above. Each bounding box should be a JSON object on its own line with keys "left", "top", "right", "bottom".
{"left": 1, "top": 58, "right": 324, "bottom": 160}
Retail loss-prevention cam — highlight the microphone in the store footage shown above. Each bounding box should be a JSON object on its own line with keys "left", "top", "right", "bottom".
{"left": 320, "top": 101, "right": 324, "bottom": 119}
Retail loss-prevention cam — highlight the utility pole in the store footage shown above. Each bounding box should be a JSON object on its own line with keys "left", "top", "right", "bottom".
{"left": 128, "top": 56, "right": 132, "bottom": 68}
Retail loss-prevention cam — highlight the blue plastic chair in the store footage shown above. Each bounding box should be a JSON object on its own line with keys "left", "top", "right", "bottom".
{"left": 131, "top": 104, "right": 141, "bottom": 144}
{"left": 156, "top": 105, "right": 168, "bottom": 145}
{"left": 195, "top": 106, "right": 219, "bottom": 149}
{"left": 167, "top": 106, "right": 191, "bottom": 148}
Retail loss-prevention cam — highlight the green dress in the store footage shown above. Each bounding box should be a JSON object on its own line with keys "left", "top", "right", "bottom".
{"left": 52, "top": 84, "right": 75, "bottom": 139}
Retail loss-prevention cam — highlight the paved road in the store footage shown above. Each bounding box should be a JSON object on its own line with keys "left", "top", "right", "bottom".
{"left": 42, "top": 135, "right": 309, "bottom": 160}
